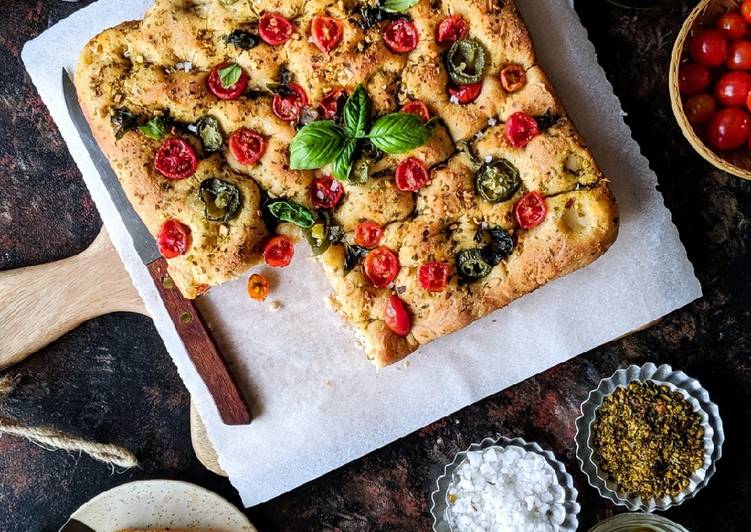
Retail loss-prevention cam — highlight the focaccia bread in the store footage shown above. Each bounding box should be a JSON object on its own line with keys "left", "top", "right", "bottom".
{"left": 75, "top": 0, "right": 618, "bottom": 366}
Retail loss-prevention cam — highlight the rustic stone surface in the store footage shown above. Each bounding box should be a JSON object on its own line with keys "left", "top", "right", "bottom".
{"left": 0, "top": 1, "right": 748, "bottom": 530}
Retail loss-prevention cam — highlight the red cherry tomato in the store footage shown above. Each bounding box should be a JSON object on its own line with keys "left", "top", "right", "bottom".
{"left": 746, "top": 89, "right": 751, "bottom": 112}
{"left": 247, "top": 273, "right": 270, "bottom": 302}
{"left": 742, "top": 0, "right": 751, "bottom": 23}
{"left": 717, "top": 11, "right": 748, "bottom": 40}
{"left": 418, "top": 261, "right": 450, "bottom": 292}
{"left": 727, "top": 40, "right": 751, "bottom": 70}
{"left": 384, "top": 294, "right": 411, "bottom": 336}
{"left": 436, "top": 15, "right": 469, "bottom": 46}
{"left": 685, "top": 94, "right": 717, "bottom": 125}
{"left": 448, "top": 82, "right": 483, "bottom": 104}
{"left": 354, "top": 221, "right": 383, "bottom": 248}
{"left": 311, "top": 15, "right": 343, "bottom": 52}
{"left": 272, "top": 83, "right": 309, "bottom": 122}
{"left": 505, "top": 111, "right": 540, "bottom": 148}
{"left": 395, "top": 157, "right": 430, "bottom": 192}
{"left": 515, "top": 191, "right": 547, "bottom": 229}
{"left": 154, "top": 138, "right": 198, "bottom": 179}
{"left": 715, "top": 71, "right": 751, "bottom": 107}
{"left": 678, "top": 63, "right": 711, "bottom": 95}
{"left": 319, "top": 88, "right": 346, "bottom": 119}
{"left": 383, "top": 18, "right": 419, "bottom": 53}
{"left": 263, "top": 235, "right": 295, "bottom": 267}
{"left": 706, "top": 107, "right": 751, "bottom": 150}
{"left": 401, "top": 100, "right": 430, "bottom": 122}
{"left": 364, "top": 246, "right": 400, "bottom": 287}
{"left": 690, "top": 29, "right": 728, "bottom": 67}
{"left": 207, "top": 62, "right": 248, "bottom": 100}
{"left": 158, "top": 219, "right": 192, "bottom": 259}
{"left": 229, "top": 128, "right": 268, "bottom": 165}
{"left": 310, "top": 175, "right": 345, "bottom": 209}
{"left": 258, "top": 12, "right": 294, "bottom": 45}
{"left": 500, "top": 64, "right": 527, "bottom": 93}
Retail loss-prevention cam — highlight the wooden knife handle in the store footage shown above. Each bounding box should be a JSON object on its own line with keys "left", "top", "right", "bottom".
{"left": 147, "top": 258, "right": 252, "bottom": 425}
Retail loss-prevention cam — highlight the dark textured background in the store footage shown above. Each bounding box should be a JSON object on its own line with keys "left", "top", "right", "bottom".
{"left": 1, "top": 1, "right": 748, "bottom": 530}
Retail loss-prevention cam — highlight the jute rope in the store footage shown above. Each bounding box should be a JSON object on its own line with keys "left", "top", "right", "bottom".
{"left": 0, "top": 374, "right": 138, "bottom": 469}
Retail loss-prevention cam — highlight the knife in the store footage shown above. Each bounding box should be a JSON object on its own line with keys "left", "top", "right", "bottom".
{"left": 59, "top": 518, "right": 97, "bottom": 532}
{"left": 62, "top": 68, "right": 251, "bottom": 425}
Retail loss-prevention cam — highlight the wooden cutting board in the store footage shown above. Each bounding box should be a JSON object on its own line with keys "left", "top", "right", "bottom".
{"left": 0, "top": 228, "right": 225, "bottom": 476}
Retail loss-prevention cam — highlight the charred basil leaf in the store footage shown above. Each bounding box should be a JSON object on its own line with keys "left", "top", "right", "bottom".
{"left": 535, "top": 110, "right": 560, "bottom": 132}
{"left": 481, "top": 226, "right": 514, "bottom": 266}
{"left": 475, "top": 158, "right": 520, "bottom": 203}
{"left": 225, "top": 29, "right": 260, "bottom": 50}
{"left": 446, "top": 38, "right": 487, "bottom": 85}
{"left": 456, "top": 248, "right": 492, "bottom": 281}
{"left": 199, "top": 179, "right": 241, "bottom": 222}
{"left": 344, "top": 243, "right": 368, "bottom": 274}
{"left": 111, "top": 107, "right": 137, "bottom": 140}
{"left": 196, "top": 116, "right": 223, "bottom": 152}
{"left": 267, "top": 200, "right": 315, "bottom": 228}
{"left": 138, "top": 116, "right": 167, "bottom": 140}
{"left": 279, "top": 64, "right": 294, "bottom": 86}
{"left": 358, "top": 5, "right": 385, "bottom": 29}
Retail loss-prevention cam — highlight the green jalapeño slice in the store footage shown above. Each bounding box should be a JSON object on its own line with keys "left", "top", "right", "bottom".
{"left": 199, "top": 178, "right": 241, "bottom": 222}
{"left": 446, "top": 38, "right": 487, "bottom": 85}
{"left": 475, "top": 158, "right": 520, "bottom": 203}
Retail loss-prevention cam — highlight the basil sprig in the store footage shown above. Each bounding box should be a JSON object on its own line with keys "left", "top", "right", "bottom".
{"left": 218, "top": 63, "right": 242, "bottom": 88}
{"left": 382, "top": 0, "right": 419, "bottom": 13}
{"left": 138, "top": 116, "right": 167, "bottom": 140}
{"left": 267, "top": 200, "right": 315, "bottom": 228}
{"left": 289, "top": 84, "right": 434, "bottom": 182}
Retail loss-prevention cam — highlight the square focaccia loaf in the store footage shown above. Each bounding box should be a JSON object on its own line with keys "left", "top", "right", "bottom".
{"left": 76, "top": 0, "right": 618, "bottom": 366}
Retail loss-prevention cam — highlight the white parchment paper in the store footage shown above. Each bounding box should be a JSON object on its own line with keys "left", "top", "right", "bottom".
{"left": 23, "top": 0, "right": 702, "bottom": 507}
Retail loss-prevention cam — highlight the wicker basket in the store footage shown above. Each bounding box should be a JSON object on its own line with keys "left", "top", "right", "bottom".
{"left": 670, "top": 0, "right": 751, "bottom": 180}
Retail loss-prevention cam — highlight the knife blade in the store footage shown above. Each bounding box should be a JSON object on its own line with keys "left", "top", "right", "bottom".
{"left": 62, "top": 68, "right": 252, "bottom": 425}
{"left": 59, "top": 518, "right": 97, "bottom": 532}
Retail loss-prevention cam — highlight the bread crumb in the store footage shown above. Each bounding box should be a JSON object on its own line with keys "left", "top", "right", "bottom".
{"left": 268, "top": 301, "right": 282, "bottom": 312}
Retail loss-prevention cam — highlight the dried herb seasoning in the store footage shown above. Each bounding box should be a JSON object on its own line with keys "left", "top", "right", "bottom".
{"left": 591, "top": 380, "right": 705, "bottom": 500}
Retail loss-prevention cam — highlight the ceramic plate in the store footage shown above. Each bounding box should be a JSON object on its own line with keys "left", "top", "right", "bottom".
{"left": 65, "top": 480, "right": 255, "bottom": 532}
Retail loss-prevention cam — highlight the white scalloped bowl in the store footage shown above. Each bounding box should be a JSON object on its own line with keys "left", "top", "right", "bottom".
{"left": 575, "top": 363, "right": 724, "bottom": 512}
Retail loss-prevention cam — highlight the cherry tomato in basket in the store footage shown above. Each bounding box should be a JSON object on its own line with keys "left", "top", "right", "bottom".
{"left": 247, "top": 273, "right": 270, "bottom": 302}
{"left": 515, "top": 191, "right": 547, "bottom": 230}
{"left": 706, "top": 107, "right": 751, "bottom": 150}
{"left": 715, "top": 71, "right": 751, "bottom": 107}
{"left": 742, "top": 1, "right": 751, "bottom": 24}
{"left": 263, "top": 235, "right": 295, "bottom": 267}
{"left": 355, "top": 221, "right": 383, "bottom": 249}
{"left": 436, "top": 15, "right": 469, "bottom": 46}
{"left": 505, "top": 111, "right": 540, "bottom": 148}
{"left": 319, "top": 88, "right": 346, "bottom": 119}
{"left": 685, "top": 94, "right": 717, "bottom": 125}
{"left": 717, "top": 11, "right": 748, "bottom": 40}
{"left": 229, "top": 128, "right": 267, "bottom": 165}
{"left": 310, "top": 175, "right": 345, "bottom": 209}
{"left": 401, "top": 100, "right": 431, "bottom": 123}
{"left": 272, "top": 83, "right": 309, "bottom": 122}
{"left": 500, "top": 64, "right": 527, "bottom": 93}
{"left": 259, "top": 12, "right": 294, "bottom": 45}
{"left": 678, "top": 63, "right": 711, "bottom": 95}
{"left": 690, "top": 29, "right": 728, "bottom": 67}
{"left": 207, "top": 62, "right": 248, "bottom": 100}
{"left": 154, "top": 138, "right": 198, "bottom": 179}
{"left": 158, "top": 219, "right": 192, "bottom": 259}
{"left": 383, "top": 18, "right": 419, "bottom": 53}
{"left": 384, "top": 294, "right": 411, "bottom": 336}
{"left": 418, "top": 261, "right": 450, "bottom": 292}
{"left": 311, "top": 15, "right": 344, "bottom": 52}
{"left": 448, "top": 82, "right": 483, "bottom": 104}
{"left": 727, "top": 40, "right": 751, "bottom": 70}
{"left": 364, "top": 246, "right": 400, "bottom": 287}
{"left": 395, "top": 157, "right": 430, "bottom": 192}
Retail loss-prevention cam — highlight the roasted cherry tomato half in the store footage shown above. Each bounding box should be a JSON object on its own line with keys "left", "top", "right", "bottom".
{"left": 355, "top": 221, "right": 384, "bottom": 248}
{"left": 685, "top": 94, "right": 717, "bottom": 125}
{"left": 436, "top": 15, "right": 469, "bottom": 46}
{"left": 247, "top": 273, "right": 270, "bottom": 301}
{"left": 717, "top": 11, "right": 748, "bottom": 40}
{"left": 743, "top": 0, "right": 751, "bottom": 24}
{"left": 418, "top": 261, "right": 450, "bottom": 292}
{"left": 208, "top": 62, "right": 248, "bottom": 100}
{"left": 690, "top": 29, "right": 728, "bottom": 67}
{"left": 364, "top": 246, "right": 400, "bottom": 287}
{"left": 383, "top": 18, "right": 419, "bottom": 54}
{"left": 319, "top": 88, "right": 346, "bottom": 119}
{"left": 384, "top": 294, "right": 411, "bottom": 336}
{"left": 310, "top": 175, "right": 345, "bottom": 209}
{"left": 311, "top": 14, "right": 344, "bottom": 52}
{"left": 158, "top": 219, "right": 192, "bottom": 259}
{"left": 401, "top": 100, "right": 430, "bottom": 122}
{"left": 395, "top": 157, "right": 430, "bottom": 192}
{"left": 448, "top": 81, "right": 483, "bottom": 104}
{"left": 727, "top": 40, "right": 751, "bottom": 70}
{"left": 272, "top": 83, "right": 309, "bottom": 122}
{"left": 154, "top": 138, "right": 198, "bottom": 179}
{"left": 678, "top": 63, "right": 711, "bottom": 95}
{"left": 500, "top": 64, "right": 527, "bottom": 93}
{"left": 505, "top": 111, "right": 540, "bottom": 148}
{"left": 706, "top": 107, "right": 751, "bottom": 150}
{"left": 258, "top": 12, "right": 294, "bottom": 45}
{"left": 229, "top": 128, "right": 268, "bottom": 165}
{"left": 515, "top": 191, "right": 547, "bottom": 229}
{"left": 263, "top": 235, "right": 295, "bottom": 267}
{"left": 715, "top": 71, "right": 751, "bottom": 107}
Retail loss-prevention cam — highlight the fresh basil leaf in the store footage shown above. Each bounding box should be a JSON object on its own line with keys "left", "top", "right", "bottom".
{"left": 267, "top": 200, "right": 315, "bottom": 228}
{"left": 289, "top": 120, "right": 347, "bottom": 170}
{"left": 137, "top": 116, "right": 166, "bottom": 140}
{"left": 219, "top": 63, "right": 242, "bottom": 88}
{"left": 199, "top": 178, "right": 241, "bottom": 222}
{"left": 343, "top": 243, "right": 368, "bottom": 274}
{"left": 382, "top": 0, "right": 419, "bottom": 13}
{"left": 367, "top": 112, "right": 433, "bottom": 154}
{"left": 332, "top": 140, "right": 357, "bottom": 181}
{"left": 196, "top": 116, "right": 223, "bottom": 152}
{"left": 343, "top": 85, "right": 371, "bottom": 138}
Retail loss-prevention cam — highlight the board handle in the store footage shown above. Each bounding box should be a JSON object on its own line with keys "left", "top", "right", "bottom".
{"left": 147, "top": 258, "right": 252, "bottom": 425}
